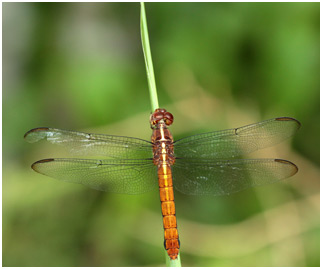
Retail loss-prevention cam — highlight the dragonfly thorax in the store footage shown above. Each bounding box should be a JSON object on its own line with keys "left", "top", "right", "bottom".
{"left": 151, "top": 118, "right": 175, "bottom": 167}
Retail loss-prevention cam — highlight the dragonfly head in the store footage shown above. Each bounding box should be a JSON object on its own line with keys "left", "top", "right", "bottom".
{"left": 150, "top": 108, "right": 174, "bottom": 128}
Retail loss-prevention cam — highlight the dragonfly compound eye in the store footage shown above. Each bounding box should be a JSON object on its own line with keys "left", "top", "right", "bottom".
{"left": 164, "top": 112, "right": 174, "bottom": 125}
{"left": 150, "top": 110, "right": 164, "bottom": 126}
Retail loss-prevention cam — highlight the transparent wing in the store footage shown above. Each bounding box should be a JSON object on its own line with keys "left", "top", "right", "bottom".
{"left": 24, "top": 127, "right": 153, "bottom": 159}
{"left": 172, "top": 158, "right": 298, "bottom": 195}
{"left": 31, "top": 158, "right": 157, "bottom": 194}
{"left": 173, "top": 117, "right": 301, "bottom": 159}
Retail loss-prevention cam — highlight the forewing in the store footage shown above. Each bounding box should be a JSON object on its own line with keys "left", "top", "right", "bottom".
{"left": 172, "top": 158, "right": 298, "bottom": 195}
{"left": 174, "top": 117, "right": 300, "bottom": 159}
{"left": 32, "top": 158, "right": 157, "bottom": 194}
{"left": 24, "top": 127, "right": 152, "bottom": 159}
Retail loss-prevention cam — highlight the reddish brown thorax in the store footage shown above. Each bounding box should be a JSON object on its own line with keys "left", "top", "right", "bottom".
{"left": 150, "top": 108, "right": 175, "bottom": 165}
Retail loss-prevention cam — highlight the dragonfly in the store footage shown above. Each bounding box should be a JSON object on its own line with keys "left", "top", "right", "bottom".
{"left": 24, "top": 108, "right": 300, "bottom": 260}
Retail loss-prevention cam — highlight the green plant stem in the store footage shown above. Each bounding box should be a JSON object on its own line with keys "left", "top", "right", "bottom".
{"left": 140, "top": 2, "right": 159, "bottom": 112}
{"left": 140, "top": 3, "right": 181, "bottom": 267}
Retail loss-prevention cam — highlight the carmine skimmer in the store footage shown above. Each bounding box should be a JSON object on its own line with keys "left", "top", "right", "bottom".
{"left": 24, "top": 108, "right": 300, "bottom": 259}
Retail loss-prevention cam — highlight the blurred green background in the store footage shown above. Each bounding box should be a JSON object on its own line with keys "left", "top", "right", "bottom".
{"left": 3, "top": 2, "right": 319, "bottom": 267}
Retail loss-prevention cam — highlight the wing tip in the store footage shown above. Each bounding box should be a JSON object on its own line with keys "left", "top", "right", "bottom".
{"left": 275, "top": 117, "right": 301, "bottom": 129}
{"left": 31, "top": 158, "right": 55, "bottom": 172}
{"left": 274, "top": 158, "right": 298, "bottom": 176}
{"left": 24, "top": 127, "right": 50, "bottom": 141}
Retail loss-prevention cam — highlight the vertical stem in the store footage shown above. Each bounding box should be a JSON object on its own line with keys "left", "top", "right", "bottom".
{"left": 140, "top": 2, "right": 159, "bottom": 111}
{"left": 140, "top": 2, "right": 182, "bottom": 267}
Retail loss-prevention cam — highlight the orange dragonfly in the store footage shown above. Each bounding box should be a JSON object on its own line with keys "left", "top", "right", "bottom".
{"left": 24, "top": 108, "right": 300, "bottom": 260}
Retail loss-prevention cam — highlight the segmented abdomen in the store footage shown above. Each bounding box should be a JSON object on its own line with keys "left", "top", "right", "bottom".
{"left": 158, "top": 163, "right": 180, "bottom": 260}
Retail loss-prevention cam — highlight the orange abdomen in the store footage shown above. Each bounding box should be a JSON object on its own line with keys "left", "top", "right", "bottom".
{"left": 158, "top": 163, "right": 180, "bottom": 260}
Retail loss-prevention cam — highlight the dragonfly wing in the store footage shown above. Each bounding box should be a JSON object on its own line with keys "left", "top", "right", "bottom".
{"left": 174, "top": 117, "right": 301, "bottom": 159}
{"left": 24, "top": 128, "right": 153, "bottom": 159}
{"left": 32, "top": 158, "right": 157, "bottom": 194}
{"left": 172, "top": 158, "right": 298, "bottom": 195}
